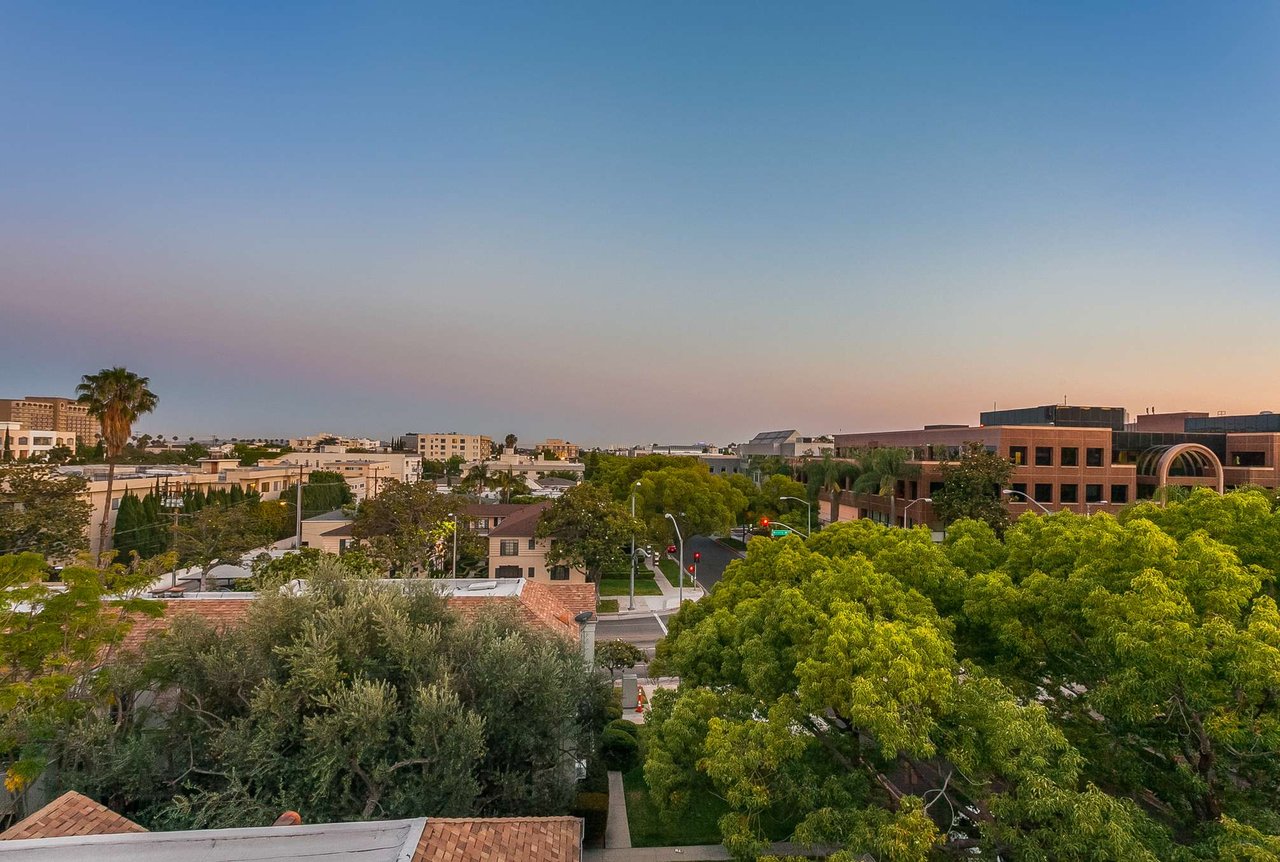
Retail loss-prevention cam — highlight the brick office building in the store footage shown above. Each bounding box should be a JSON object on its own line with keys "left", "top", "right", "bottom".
{"left": 821, "top": 404, "right": 1280, "bottom": 530}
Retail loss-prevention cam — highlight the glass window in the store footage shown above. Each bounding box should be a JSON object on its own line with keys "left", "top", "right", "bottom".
{"left": 527, "top": 537, "right": 536, "bottom": 550}
{"left": 527, "top": 567, "right": 535, "bottom": 578}
{"left": 1009, "top": 446, "right": 1027, "bottom": 465}
{"left": 551, "top": 566, "right": 569, "bottom": 581}
{"left": 1034, "top": 483, "right": 1053, "bottom": 503}
{"left": 1060, "top": 447, "right": 1078, "bottom": 467}
{"left": 1233, "top": 451, "right": 1267, "bottom": 467}
{"left": 496, "top": 565, "right": 522, "bottom": 578}
{"left": 1011, "top": 482, "right": 1028, "bottom": 497}
{"left": 1085, "top": 484, "right": 1103, "bottom": 503}
{"left": 1111, "top": 484, "right": 1129, "bottom": 504}
{"left": 1060, "top": 484, "right": 1078, "bottom": 503}
{"left": 1035, "top": 447, "right": 1053, "bottom": 466}
{"left": 1086, "top": 447, "right": 1104, "bottom": 467}
{"left": 499, "top": 540, "right": 518, "bottom": 556}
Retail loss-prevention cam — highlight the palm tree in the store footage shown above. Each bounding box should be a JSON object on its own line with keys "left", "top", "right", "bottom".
{"left": 852, "top": 446, "right": 920, "bottom": 527}
{"left": 504, "top": 433, "right": 518, "bottom": 453}
{"left": 77, "top": 367, "right": 158, "bottom": 563}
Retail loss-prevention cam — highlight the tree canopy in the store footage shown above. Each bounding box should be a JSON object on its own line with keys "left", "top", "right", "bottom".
{"left": 536, "top": 484, "right": 641, "bottom": 582}
{"left": 647, "top": 489, "right": 1280, "bottom": 860}
{"left": 53, "top": 558, "right": 609, "bottom": 828}
{"left": 1, "top": 553, "right": 164, "bottom": 809}
{"left": 634, "top": 465, "right": 748, "bottom": 545}
{"left": 0, "top": 464, "right": 91, "bottom": 559}
{"left": 930, "top": 442, "right": 1014, "bottom": 532}
{"left": 351, "top": 480, "right": 483, "bottom": 575}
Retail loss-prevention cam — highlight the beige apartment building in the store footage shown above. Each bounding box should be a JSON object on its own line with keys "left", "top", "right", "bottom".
{"left": 537, "top": 438, "right": 580, "bottom": 460}
{"left": 74, "top": 458, "right": 318, "bottom": 558}
{"left": 259, "top": 451, "right": 421, "bottom": 499}
{"left": 0, "top": 397, "right": 99, "bottom": 447}
{"left": 1, "top": 422, "right": 78, "bottom": 460}
{"left": 402, "top": 432, "right": 493, "bottom": 462}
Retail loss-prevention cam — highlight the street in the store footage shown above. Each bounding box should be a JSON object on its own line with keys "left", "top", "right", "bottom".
{"left": 596, "top": 613, "right": 670, "bottom": 676}
{"left": 686, "top": 534, "right": 742, "bottom": 591}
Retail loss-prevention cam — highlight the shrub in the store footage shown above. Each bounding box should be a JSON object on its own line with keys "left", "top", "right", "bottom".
{"left": 600, "top": 727, "right": 640, "bottom": 771}
{"left": 607, "top": 718, "right": 640, "bottom": 739}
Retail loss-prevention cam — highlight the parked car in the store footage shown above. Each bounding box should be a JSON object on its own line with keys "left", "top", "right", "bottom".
{"left": 666, "top": 544, "right": 677, "bottom": 555}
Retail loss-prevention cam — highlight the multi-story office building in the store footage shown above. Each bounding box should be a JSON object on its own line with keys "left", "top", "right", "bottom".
{"left": 0, "top": 396, "right": 99, "bottom": 447}
{"left": 401, "top": 432, "right": 493, "bottom": 462}
{"left": 822, "top": 404, "right": 1280, "bottom": 529}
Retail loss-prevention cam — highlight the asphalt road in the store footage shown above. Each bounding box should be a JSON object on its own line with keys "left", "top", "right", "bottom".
{"left": 687, "top": 534, "right": 742, "bottom": 591}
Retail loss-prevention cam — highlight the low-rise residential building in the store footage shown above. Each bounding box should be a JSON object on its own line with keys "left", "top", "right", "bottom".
{"left": 0, "top": 421, "right": 77, "bottom": 460}
{"left": 474, "top": 449, "right": 586, "bottom": 480}
{"left": 401, "top": 432, "right": 493, "bottom": 462}
{"left": 287, "top": 433, "right": 384, "bottom": 452}
{"left": 259, "top": 451, "right": 421, "bottom": 498}
{"left": 68, "top": 459, "right": 317, "bottom": 558}
{"left": 487, "top": 503, "right": 587, "bottom": 584}
{"left": 299, "top": 511, "right": 356, "bottom": 554}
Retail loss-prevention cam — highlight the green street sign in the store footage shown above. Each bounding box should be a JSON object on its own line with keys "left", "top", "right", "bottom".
{"left": 770, "top": 529, "right": 789, "bottom": 537}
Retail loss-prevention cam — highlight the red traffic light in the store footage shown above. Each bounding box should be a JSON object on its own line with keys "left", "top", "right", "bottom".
{"left": 686, "top": 564, "right": 695, "bottom": 574}
{"left": 693, "top": 552, "right": 701, "bottom": 562}
{"left": 760, "top": 517, "right": 770, "bottom": 528}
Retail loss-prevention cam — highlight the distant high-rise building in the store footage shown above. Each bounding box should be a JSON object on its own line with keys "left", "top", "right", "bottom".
{"left": 400, "top": 432, "right": 493, "bottom": 462}
{"left": 0, "top": 396, "right": 100, "bottom": 447}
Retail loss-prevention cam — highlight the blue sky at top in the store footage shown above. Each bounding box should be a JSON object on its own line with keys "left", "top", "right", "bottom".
{"left": 2, "top": 1, "right": 1277, "bottom": 443}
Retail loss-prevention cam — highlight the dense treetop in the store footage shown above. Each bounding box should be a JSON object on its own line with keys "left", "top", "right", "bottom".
{"left": 648, "top": 488, "right": 1280, "bottom": 861}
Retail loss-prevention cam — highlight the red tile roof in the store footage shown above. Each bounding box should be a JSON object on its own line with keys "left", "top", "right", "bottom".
{"left": 414, "top": 817, "right": 581, "bottom": 862}
{"left": 118, "top": 598, "right": 254, "bottom": 653}
{"left": 0, "top": 791, "right": 146, "bottom": 841}
{"left": 486, "top": 503, "right": 551, "bottom": 538}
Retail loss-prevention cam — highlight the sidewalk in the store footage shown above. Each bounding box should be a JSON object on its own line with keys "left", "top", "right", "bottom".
{"left": 597, "top": 557, "right": 703, "bottom": 617}
{"left": 605, "top": 771, "right": 631, "bottom": 849}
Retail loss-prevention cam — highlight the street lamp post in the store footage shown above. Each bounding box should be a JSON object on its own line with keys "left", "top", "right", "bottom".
{"left": 447, "top": 512, "right": 458, "bottom": 577}
{"left": 1002, "top": 488, "right": 1052, "bottom": 514}
{"left": 629, "top": 481, "right": 641, "bottom": 611}
{"left": 779, "top": 496, "right": 811, "bottom": 537}
{"left": 902, "top": 496, "right": 932, "bottom": 529}
{"left": 664, "top": 512, "right": 684, "bottom": 607}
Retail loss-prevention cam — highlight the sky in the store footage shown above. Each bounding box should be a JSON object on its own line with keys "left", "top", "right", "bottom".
{"left": 2, "top": 2, "right": 1279, "bottom": 446}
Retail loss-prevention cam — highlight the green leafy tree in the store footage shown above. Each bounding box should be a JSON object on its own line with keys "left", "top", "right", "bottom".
{"left": 536, "top": 483, "right": 642, "bottom": 583}
{"left": 584, "top": 453, "right": 701, "bottom": 500}
{"left": 76, "top": 367, "right": 159, "bottom": 563}
{"left": 293, "top": 469, "right": 354, "bottom": 517}
{"left": 54, "top": 560, "right": 609, "bottom": 826}
{"left": 595, "top": 639, "right": 645, "bottom": 682}
{"left": 111, "top": 491, "right": 145, "bottom": 562}
{"left": 504, "top": 433, "right": 518, "bottom": 450}
{"left": 851, "top": 446, "right": 920, "bottom": 527}
{"left": 172, "top": 503, "right": 278, "bottom": 590}
{"left": 1, "top": 552, "right": 164, "bottom": 808}
{"left": 0, "top": 463, "right": 92, "bottom": 559}
{"left": 634, "top": 465, "right": 747, "bottom": 545}
{"left": 646, "top": 494, "right": 1280, "bottom": 859}
{"left": 930, "top": 441, "right": 1014, "bottom": 532}
{"left": 352, "top": 479, "right": 481, "bottom": 575}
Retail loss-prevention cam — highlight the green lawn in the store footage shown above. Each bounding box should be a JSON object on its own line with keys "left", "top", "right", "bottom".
{"left": 596, "top": 599, "right": 620, "bottom": 614}
{"left": 599, "top": 578, "right": 662, "bottom": 597}
{"left": 623, "top": 766, "right": 799, "bottom": 848}
{"left": 657, "top": 559, "right": 692, "bottom": 590}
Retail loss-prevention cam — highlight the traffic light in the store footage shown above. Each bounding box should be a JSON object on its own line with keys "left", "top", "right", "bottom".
{"left": 693, "top": 552, "right": 701, "bottom": 563}
{"left": 760, "top": 517, "right": 770, "bottom": 529}
{"left": 687, "top": 564, "right": 695, "bottom": 574}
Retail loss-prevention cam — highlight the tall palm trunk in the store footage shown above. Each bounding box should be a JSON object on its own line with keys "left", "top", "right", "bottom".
{"left": 97, "top": 458, "right": 116, "bottom": 566}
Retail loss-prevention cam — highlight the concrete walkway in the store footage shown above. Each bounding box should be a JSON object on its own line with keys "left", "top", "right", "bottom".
{"left": 605, "top": 771, "right": 631, "bottom": 849}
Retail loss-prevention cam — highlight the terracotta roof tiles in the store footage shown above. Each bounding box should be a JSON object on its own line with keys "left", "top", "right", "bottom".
{"left": 413, "top": 816, "right": 581, "bottom": 862}
{"left": 118, "top": 598, "right": 254, "bottom": 653}
{"left": 0, "top": 791, "right": 146, "bottom": 841}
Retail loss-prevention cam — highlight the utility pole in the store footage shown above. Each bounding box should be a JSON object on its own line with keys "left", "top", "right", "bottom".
{"left": 294, "top": 463, "right": 304, "bottom": 548}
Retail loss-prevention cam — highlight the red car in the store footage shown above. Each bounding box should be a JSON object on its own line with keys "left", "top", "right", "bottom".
{"left": 666, "top": 544, "right": 678, "bottom": 555}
